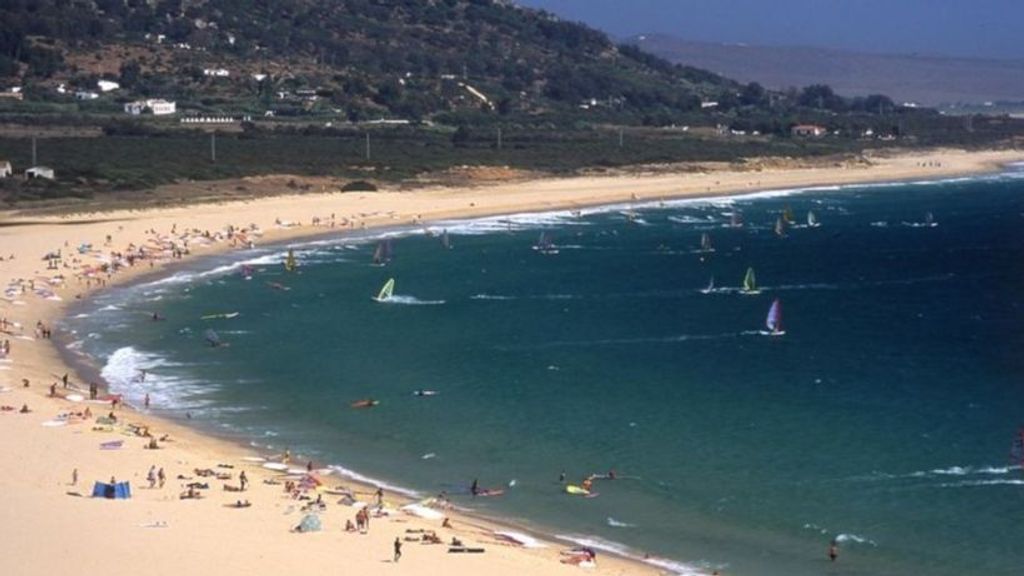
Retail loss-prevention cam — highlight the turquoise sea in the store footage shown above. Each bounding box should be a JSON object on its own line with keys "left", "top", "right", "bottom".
{"left": 64, "top": 168, "right": 1024, "bottom": 575}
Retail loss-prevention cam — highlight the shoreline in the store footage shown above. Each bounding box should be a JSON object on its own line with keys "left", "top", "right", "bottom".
{"left": 2, "top": 147, "right": 1021, "bottom": 576}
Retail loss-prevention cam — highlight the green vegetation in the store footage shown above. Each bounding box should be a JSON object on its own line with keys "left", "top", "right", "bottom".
{"left": 0, "top": 1, "right": 1021, "bottom": 205}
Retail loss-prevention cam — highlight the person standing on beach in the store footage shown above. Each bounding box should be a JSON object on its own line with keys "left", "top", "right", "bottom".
{"left": 72, "top": 468, "right": 78, "bottom": 486}
{"left": 375, "top": 486, "right": 384, "bottom": 505}
{"left": 158, "top": 467, "right": 165, "bottom": 488}
{"left": 147, "top": 466, "right": 157, "bottom": 488}
{"left": 239, "top": 470, "right": 248, "bottom": 491}
{"left": 393, "top": 537, "right": 402, "bottom": 563}
{"left": 828, "top": 539, "right": 839, "bottom": 562}
{"left": 144, "top": 394, "right": 150, "bottom": 409}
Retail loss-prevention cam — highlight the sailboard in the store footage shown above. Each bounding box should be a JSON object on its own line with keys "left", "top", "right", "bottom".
{"left": 783, "top": 205, "right": 795, "bottom": 224}
{"left": 700, "top": 276, "right": 715, "bottom": 294}
{"left": 532, "top": 232, "right": 559, "bottom": 255}
{"left": 741, "top": 267, "right": 760, "bottom": 295}
{"left": 774, "top": 216, "right": 787, "bottom": 238}
{"left": 373, "top": 278, "right": 395, "bottom": 302}
{"left": 807, "top": 210, "right": 821, "bottom": 228}
{"left": 350, "top": 399, "right": 380, "bottom": 409}
{"left": 761, "top": 298, "right": 785, "bottom": 336}
{"left": 699, "top": 232, "right": 715, "bottom": 253}
{"left": 1011, "top": 427, "right": 1024, "bottom": 470}
{"left": 727, "top": 211, "right": 743, "bottom": 228}
{"left": 371, "top": 240, "right": 393, "bottom": 266}
{"left": 204, "top": 329, "right": 224, "bottom": 347}
{"left": 284, "top": 249, "right": 297, "bottom": 272}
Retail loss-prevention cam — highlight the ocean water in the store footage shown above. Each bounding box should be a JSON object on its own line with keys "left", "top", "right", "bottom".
{"left": 65, "top": 170, "right": 1024, "bottom": 575}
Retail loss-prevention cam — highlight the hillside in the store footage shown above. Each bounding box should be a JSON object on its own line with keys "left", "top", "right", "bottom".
{"left": 0, "top": 0, "right": 737, "bottom": 123}
{"left": 628, "top": 34, "right": 1024, "bottom": 107}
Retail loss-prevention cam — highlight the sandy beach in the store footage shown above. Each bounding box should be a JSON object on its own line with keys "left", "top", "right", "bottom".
{"left": 0, "top": 147, "right": 1020, "bottom": 576}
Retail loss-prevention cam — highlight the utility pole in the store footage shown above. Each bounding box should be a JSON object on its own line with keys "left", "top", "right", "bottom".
{"left": 210, "top": 132, "right": 216, "bottom": 162}
{"left": 365, "top": 132, "right": 371, "bottom": 161}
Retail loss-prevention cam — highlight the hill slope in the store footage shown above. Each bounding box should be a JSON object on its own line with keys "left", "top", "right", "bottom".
{"left": 0, "top": 0, "right": 737, "bottom": 122}
{"left": 629, "top": 34, "right": 1024, "bottom": 106}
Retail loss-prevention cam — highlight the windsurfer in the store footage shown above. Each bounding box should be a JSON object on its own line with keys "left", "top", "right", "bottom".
{"left": 470, "top": 478, "right": 479, "bottom": 497}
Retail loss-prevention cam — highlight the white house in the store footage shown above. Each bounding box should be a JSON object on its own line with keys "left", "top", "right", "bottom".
{"left": 0, "top": 160, "right": 12, "bottom": 178}
{"left": 124, "top": 99, "right": 176, "bottom": 115}
{"left": 97, "top": 80, "right": 120, "bottom": 92}
{"left": 75, "top": 91, "right": 99, "bottom": 100}
{"left": 203, "top": 68, "right": 230, "bottom": 77}
{"left": 252, "top": 73, "right": 268, "bottom": 82}
{"left": 25, "top": 166, "right": 55, "bottom": 180}
{"left": 148, "top": 99, "right": 176, "bottom": 115}
{"left": 124, "top": 100, "right": 147, "bottom": 115}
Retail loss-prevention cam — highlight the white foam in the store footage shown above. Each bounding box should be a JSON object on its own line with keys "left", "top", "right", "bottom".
{"left": 494, "top": 530, "right": 546, "bottom": 548}
{"left": 326, "top": 464, "right": 420, "bottom": 498}
{"left": 380, "top": 295, "right": 445, "bottom": 306}
{"left": 99, "top": 346, "right": 211, "bottom": 410}
{"left": 402, "top": 503, "right": 445, "bottom": 520}
{"left": 835, "top": 533, "right": 878, "bottom": 546}
{"left": 939, "top": 479, "right": 1024, "bottom": 488}
{"left": 554, "top": 534, "right": 703, "bottom": 576}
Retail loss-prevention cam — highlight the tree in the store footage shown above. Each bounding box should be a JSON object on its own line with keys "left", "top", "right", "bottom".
{"left": 119, "top": 60, "right": 142, "bottom": 89}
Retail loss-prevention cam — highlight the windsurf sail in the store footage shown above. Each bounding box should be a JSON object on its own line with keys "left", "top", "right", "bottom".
{"left": 702, "top": 276, "right": 715, "bottom": 294}
{"left": 1011, "top": 427, "right": 1024, "bottom": 469}
{"left": 774, "top": 216, "right": 786, "bottom": 237}
{"left": 700, "top": 232, "right": 713, "bottom": 252}
{"left": 533, "top": 232, "right": 558, "bottom": 254}
{"left": 742, "top": 267, "right": 757, "bottom": 292}
{"left": 808, "top": 210, "right": 819, "bottom": 227}
{"left": 729, "top": 211, "right": 743, "bottom": 228}
{"left": 441, "top": 229, "right": 452, "bottom": 250}
{"left": 372, "top": 241, "right": 385, "bottom": 265}
{"left": 375, "top": 278, "right": 395, "bottom": 301}
{"left": 783, "top": 205, "right": 795, "bottom": 223}
{"left": 766, "top": 298, "right": 783, "bottom": 334}
{"left": 925, "top": 211, "right": 936, "bottom": 226}
{"left": 284, "top": 249, "right": 297, "bottom": 272}
{"left": 204, "top": 329, "right": 222, "bottom": 347}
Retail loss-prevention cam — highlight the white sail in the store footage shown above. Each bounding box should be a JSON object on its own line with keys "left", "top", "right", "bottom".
{"left": 374, "top": 278, "right": 395, "bottom": 302}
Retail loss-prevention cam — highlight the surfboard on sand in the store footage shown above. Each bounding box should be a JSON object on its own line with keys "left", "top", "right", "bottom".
{"left": 262, "top": 462, "right": 289, "bottom": 471}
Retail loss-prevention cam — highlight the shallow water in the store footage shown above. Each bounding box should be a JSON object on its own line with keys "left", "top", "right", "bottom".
{"left": 66, "top": 171, "right": 1024, "bottom": 575}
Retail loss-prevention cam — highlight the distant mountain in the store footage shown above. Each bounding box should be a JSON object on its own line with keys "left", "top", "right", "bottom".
{"left": 628, "top": 34, "right": 1024, "bottom": 107}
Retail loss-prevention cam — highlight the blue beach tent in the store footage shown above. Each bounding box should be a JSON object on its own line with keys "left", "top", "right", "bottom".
{"left": 92, "top": 481, "right": 132, "bottom": 499}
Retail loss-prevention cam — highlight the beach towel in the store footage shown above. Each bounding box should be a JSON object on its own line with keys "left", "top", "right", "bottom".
{"left": 92, "top": 481, "right": 132, "bottom": 499}
{"left": 296, "top": 513, "right": 322, "bottom": 533}
{"left": 100, "top": 440, "right": 124, "bottom": 450}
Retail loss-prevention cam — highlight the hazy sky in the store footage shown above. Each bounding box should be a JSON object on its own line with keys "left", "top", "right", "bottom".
{"left": 515, "top": 0, "right": 1024, "bottom": 60}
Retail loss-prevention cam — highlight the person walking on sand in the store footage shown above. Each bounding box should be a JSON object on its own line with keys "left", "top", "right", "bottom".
{"left": 393, "top": 537, "right": 402, "bottom": 563}
{"left": 158, "top": 467, "right": 165, "bottom": 489}
{"left": 240, "top": 470, "right": 248, "bottom": 491}
{"left": 828, "top": 539, "right": 839, "bottom": 562}
{"left": 147, "top": 465, "right": 157, "bottom": 488}
{"left": 72, "top": 468, "right": 78, "bottom": 486}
